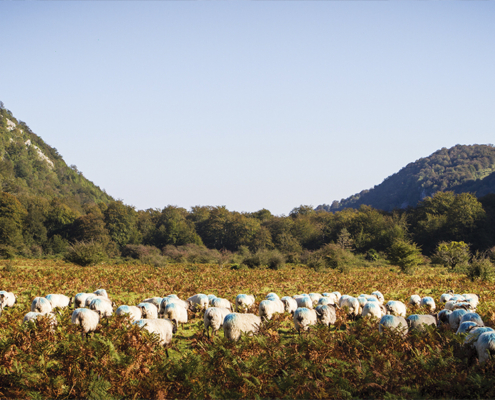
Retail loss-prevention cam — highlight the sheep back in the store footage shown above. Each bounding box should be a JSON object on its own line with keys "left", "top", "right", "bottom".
{"left": 223, "top": 313, "right": 261, "bottom": 340}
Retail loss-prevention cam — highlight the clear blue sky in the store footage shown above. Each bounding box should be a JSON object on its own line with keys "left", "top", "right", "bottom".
{"left": 1, "top": 2, "right": 494, "bottom": 215}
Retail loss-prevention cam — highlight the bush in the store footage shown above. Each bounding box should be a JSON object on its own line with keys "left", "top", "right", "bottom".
{"left": 121, "top": 244, "right": 161, "bottom": 260}
{"left": 0, "top": 245, "right": 16, "bottom": 259}
{"left": 267, "top": 250, "right": 286, "bottom": 270}
{"left": 466, "top": 255, "right": 495, "bottom": 282}
{"left": 162, "top": 244, "right": 227, "bottom": 265}
{"left": 431, "top": 241, "right": 470, "bottom": 271}
{"left": 241, "top": 249, "right": 285, "bottom": 269}
{"left": 64, "top": 240, "right": 106, "bottom": 266}
{"left": 387, "top": 239, "right": 422, "bottom": 275}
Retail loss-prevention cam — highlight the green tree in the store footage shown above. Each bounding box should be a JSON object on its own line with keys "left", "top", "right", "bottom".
{"left": 0, "top": 192, "right": 28, "bottom": 252}
{"left": 104, "top": 201, "right": 139, "bottom": 248}
{"left": 388, "top": 239, "right": 423, "bottom": 274}
{"left": 432, "top": 241, "right": 470, "bottom": 271}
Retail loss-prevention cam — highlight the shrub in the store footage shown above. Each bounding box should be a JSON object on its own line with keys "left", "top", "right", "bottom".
{"left": 4, "top": 259, "right": 17, "bottom": 273}
{"left": 267, "top": 250, "right": 286, "bottom": 270}
{"left": 466, "top": 255, "right": 495, "bottom": 282}
{"left": 162, "top": 244, "right": 226, "bottom": 265}
{"left": 241, "top": 249, "right": 285, "bottom": 269}
{"left": 121, "top": 244, "right": 161, "bottom": 260}
{"left": 431, "top": 241, "right": 470, "bottom": 271}
{"left": 64, "top": 240, "right": 106, "bottom": 266}
{"left": 387, "top": 239, "right": 422, "bottom": 274}
{"left": 0, "top": 245, "right": 16, "bottom": 259}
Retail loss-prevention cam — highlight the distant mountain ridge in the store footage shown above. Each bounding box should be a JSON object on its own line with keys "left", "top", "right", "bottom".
{"left": 0, "top": 102, "right": 113, "bottom": 212}
{"left": 317, "top": 144, "right": 495, "bottom": 212}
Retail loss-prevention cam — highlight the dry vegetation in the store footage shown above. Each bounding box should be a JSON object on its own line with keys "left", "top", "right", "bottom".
{"left": 1, "top": 260, "right": 494, "bottom": 399}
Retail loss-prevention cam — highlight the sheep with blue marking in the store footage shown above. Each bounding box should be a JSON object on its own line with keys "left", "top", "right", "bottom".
{"left": 138, "top": 302, "right": 159, "bottom": 319}
{"left": 235, "top": 294, "right": 256, "bottom": 313}
{"left": 73, "top": 293, "right": 93, "bottom": 308}
{"left": 204, "top": 307, "right": 231, "bottom": 338}
{"left": 295, "top": 295, "right": 313, "bottom": 309}
{"left": 322, "top": 292, "right": 339, "bottom": 304}
{"left": 160, "top": 297, "right": 189, "bottom": 316}
{"left": 385, "top": 300, "right": 407, "bottom": 318}
{"left": 462, "top": 293, "right": 479, "bottom": 309}
{"left": 89, "top": 297, "right": 114, "bottom": 319}
{"left": 116, "top": 305, "right": 142, "bottom": 322}
{"left": 409, "top": 295, "right": 421, "bottom": 307}
{"left": 315, "top": 304, "right": 336, "bottom": 326}
{"left": 457, "top": 321, "right": 479, "bottom": 335}
{"left": 340, "top": 296, "right": 361, "bottom": 318}
{"left": 31, "top": 297, "right": 53, "bottom": 314}
{"left": 440, "top": 291, "right": 453, "bottom": 303}
{"left": 475, "top": 331, "right": 495, "bottom": 364}
{"left": 371, "top": 291, "right": 384, "bottom": 304}
{"left": 134, "top": 319, "right": 177, "bottom": 355}
{"left": 437, "top": 309, "right": 452, "bottom": 326}
{"left": 71, "top": 308, "right": 100, "bottom": 340}
{"left": 362, "top": 301, "right": 385, "bottom": 320}
{"left": 46, "top": 294, "right": 71, "bottom": 309}
{"left": 293, "top": 307, "right": 317, "bottom": 333}
{"left": 379, "top": 315, "right": 408, "bottom": 335}
{"left": 449, "top": 309, "right": 468, "bottom": 331}
{"left": 407, "top": 314, "right": 437, "bottom": 332}
{"left": 188, "top": 294, "right": 209, "bottom": 311}
{"left": 459, "top": 312, "right": 484, "bottom": 327}
{"left": 210, "top": 297, "right": 232, "bottom": 311}
{"left": 23, "top": 311, "right": 57, "bottom": 326}
{"left": 309, "top": 293, "right": 322, "bottom": 306}
{"left": 143, "top": 297, "right": 163, "bottom": 309}
{"left": 281, "top": 296, "right": 298, "bottom": 314}
{"left": 464, "top": 327, "right": 494, "bottom": 347}
{"left": 0, "top": 291, "right": 16, "bottom": 316}
{"left": 318, "top": 297, "right": 336, "bottom": 307}
{"left": 162, "top": 302, "right": 188, "bottom": 327}
{"left": 223, "top": 313, "right": 261, "bottom": 341}
{"left": 94, "top": 289, "right": 108, "bottom": 298}
{"left": 420, "top": 297, "right": 436, "bottom": 312}
{"left": 266, "top": 293, "right": 280, "bottom": 301}
{"left": 259, "top": 299, "right": 285, "bottom": 321}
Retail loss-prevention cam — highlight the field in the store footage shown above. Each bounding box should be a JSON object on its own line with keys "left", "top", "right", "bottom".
{"left": 1, "top": 260, "right": 495, "bottom": 399}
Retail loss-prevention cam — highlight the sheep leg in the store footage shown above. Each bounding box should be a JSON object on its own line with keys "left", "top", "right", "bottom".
{"left": 166, "top": 348, "right": 170, "bottom": 358}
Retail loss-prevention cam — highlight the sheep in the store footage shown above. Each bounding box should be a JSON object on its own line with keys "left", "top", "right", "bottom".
{"left": 340, "top": 296, "right": 361, "bottom": 318}
{"left": 94, "top": 289, "right": 108, "bottom": 298}
{"left": 187, "top": 294, "right": 209, "bottom": 311}
{"left": 162, "top": 303, "right": 188, "bottom": 327}
{"left": 338, "top": 295, "right": 351, "bottom": 307}
{"left": 223, "top": 313, "right": 261, "bottom": 341}
{"left": 407, "top": 314, "right": 437, "bottom": 332}
{"left": 160, "top": 297, "right": 189, "bottom": 315}
{"left": 134, "top": 319, "right": 177, "bottom": 355}
{"left": 235, "top": 294, "right": 256, "bottom": 313}
{"left": 420, "top": 297, "right": 436, "bottom": 312}
{"left": 371, "top": 291, "right": 384, "bottom": 304}
{"left": 322, "top": 293, "right": 339, "bottom": 303}
{"left": 409, "top": 295, "right": 421, "bottom": 307}
{"left": 357, "top": 295, "right": 368, "bottom": 309}
{"left": 84, "top": 294, "right": 98, "bottom": 307}
{"left": 23, "top": 311, "right": 57, "bottom": 326}
{"left": 332, "top": 292, "right": 342, "bottom": 301}
{"left": 266, "top": 292, "right": 280, "bottom": 301}
{"left": 379, "top": 315, "right": 408, "bottom": 335}
{"left": 204, "top": 307, "right": 231, "bottom": 338}
{"left": 362, "top": 302, "right": 384, "bottom": 320}
{"left": 440, "top": 291, "right": 453, "bottom": 303}
{"left": 71, "top": 308, "right": 100, "bottom": 340}
{"left": 309, "top": 293, "right": 322, "bottom": 306}
{"left": 74, "top": 293, "right": 93, "bottom": 308}
{"left": 315, "top": 304, "right": 336, "bottom": 326}
{"left": 451, "top": 294, "right": 466, "bottom": 302}
{"left": 207, "top": 294, "right": 218, "bottom": 303}
{"left": 0, "top": 291, "right": 16, "bottom": 316}
{"left": 464, "top": 327, "right": 495, "bottom": 347}
{"left": 116, "top": 305, "right": 142, "bottom": 322}
{"left": 143, "top": 297, "right": 163, "bottom": 309}
{"left": 475, "top": 331, "right": 495, "bottom": 364}
{"left": 46, "top": 294, "right": 71, "bottom": 309}
{"left": 449, "top": 309, "right": 468, "bottom": 331}
{"left": 459, "top": 312, "right": 484, "bottom": 327}
{"left": 444, "top": 300, "right": 457, "bottom": 311}
{"left": 293, "top": 308, "right": 318, "bottom": 333}
{"left": 437, "top": 309, "right": 452, "bottom": 326}
{"left": 385, "top": 301, "right": 407, "bottom": 318}
{"left": 31, "top": 297, "right": 53, "bottom": 314}
{"left": 89, "top": 297, "right": 113, "bottom": 319}
{"left": 210, "top": 297, "right": 232, "bottom": 311}
{"left": 463, "top": 293, "right": 479, "bottom": 308}
{"left": 164, "top": 294, "right": 179, "bottom": 299}
{"left": 318, "top": 297, "right": 335, "bottom": 307}
{"left": 281, "top": 296, "right": 298, "bottom": 314}
{"left": 259, "top": 299, "right": 285, "bottom": 321}
{"left": 138, "top": 302, "right": 158, "bottom": 319}
{"left": 295, "top": 295, "right": 313, "bottom": 309}
{"left": 456, "top": 321, "right": 479, "bottom": 335}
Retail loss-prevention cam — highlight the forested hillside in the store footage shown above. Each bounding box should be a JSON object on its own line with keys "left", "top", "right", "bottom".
{"left": 0, "top": 102, "right": 113, "bottom": 212}
{"left": 317, "top": 144, "right": 495, "bottom": 212}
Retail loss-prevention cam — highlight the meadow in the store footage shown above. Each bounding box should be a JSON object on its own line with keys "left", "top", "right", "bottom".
{"left": 0, "top": 259, "right": 494, "bottom": 399}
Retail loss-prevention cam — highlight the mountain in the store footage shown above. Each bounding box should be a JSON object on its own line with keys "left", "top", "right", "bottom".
{"left": 317, "top": 144, "right": 495, "bottom": 212}
{"left": 0, "top": 102, "right": 113, "bottom": 212}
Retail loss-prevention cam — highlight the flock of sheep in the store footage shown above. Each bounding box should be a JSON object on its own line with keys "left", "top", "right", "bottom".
{"left": 0, "top": 288, "right": 494, "bottom": 363}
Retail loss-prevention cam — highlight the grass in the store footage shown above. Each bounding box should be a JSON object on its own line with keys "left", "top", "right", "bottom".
{"left": 0, "top": 259, "right": 494, "bottom": 398}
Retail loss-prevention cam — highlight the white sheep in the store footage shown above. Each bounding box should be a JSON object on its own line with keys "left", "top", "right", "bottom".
{"left": 159, "top": 297, "right": 189, "bottom": 316}
{"left": 0, "top": 291, "right": 16, "bottom": 316}
{"left": 409, "top": 295, "right": 421, "bottom": 307}
{"left": 293, "top": 307, "right": 317, "bottom": 333}
{"left": 84, "top": 294, "right": 98, "bottom": 307}
{"left": 362, "top": 302, "right": 384, "bottom": 320}
{"left": 31, "top": 297, "right": 53, "bottom": 314}
{"left": 295, "top": 295, "right": 313, "bottom": 309}
{"left": 235, "top": 294, "right": 256, "bottom": 313}
{"left": 259, "top": 299, "right": 285, "bottom": 321}
{"left": 315, "top": 305, "right": 336, "bottom": 326}
{"left": 266, "top": 292, "right": 280, "bottom": 301}
{"left": 464, "top": 327, "right": 494, "bottom": 347}
{"left": 475, "top": 331, "right": 495, "bottom": 364}
{"left": 357, "top": 295, "right": 368, "bottom": 309}
{"left": 439, "top": 292, "right": 453, "bottom": 303}
{"left": 210, "top": 297, "right": 232, "bottom": 311}
{"left": 134, "top": 319, "right": 177, "bottom": 355}
{"left": 23, "top": 311, "right": 57, "bottom": 326}
{"left": 322, "top": 292, "right": 339, "bottom": 304}
{"left": 73, "top": 293, "right": 93, "bottom": 308}
{"left": 187, "top": 294, "right": 209, "bottom": 311}
{"left": 420, "top": 297, "right": 436, "bottom": 312}
{"left": 371, "top": 291, "right": 384, "bottom": 304}
{"left": 138, "top": 302, "right": 158, "bottom": 319}
{"left": 318, "top": 297, "right": 335, "bottom": 307}
{"left": 223, "top": 313, "right": 261, "bottom": 341}
{"left": 116, "top": 305, "right": 142, "bottom": 322}
{"left": 71, "top": 308, "right": 100, "bottom": 339}
{"left": 459, "top": 312, "right": 484, "bottom": 327}
{"left": 204, "top": 307, "right": 231, "bottom": 338}
{"left": 308, "top": 293, "right": 322, "bottom": 306}
{"left": 463, "top": 293, "right": 479, "bottom": 308}
{"left": 437, "top": 309, "right": 452, "bottom": 326}
{"left": 93, "top": 289, "right": 108, "bottom": 298}
{"left": 89, "top": 297, "right": 113, "bottom": 319}
{"left": 281, "top": 296, "right": 298, "bottom": 314}
{"left": 456, "top": 321, "right": 479, "bottom": 335}
{"left": 143, "top": 297, "right": 163, "bottom": 309}
{"left": 162, "top": 303, "right": 188, "bottom": 327}
{"left": 379, "top": 315, "right": 408, "bottom": 335}
{"left": 332, "top": 292, "right": 342, "bottom": 301}
{"left": 407, "top": 314, "right": 437, "bottom": 332}
{"left": 449, "top": 309, "right": 468, "bottom": 331}
{"left": 46, "top": 294, "right": 71, "bottom": 309}
{"left": 207, "top": 294, "right": 217, "bottom": 302}
{"left": 340, "top": 296, "right": 361, "bottom": 317}
{"left": 385, "top": 301, "right": 407, "bottom": 318}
